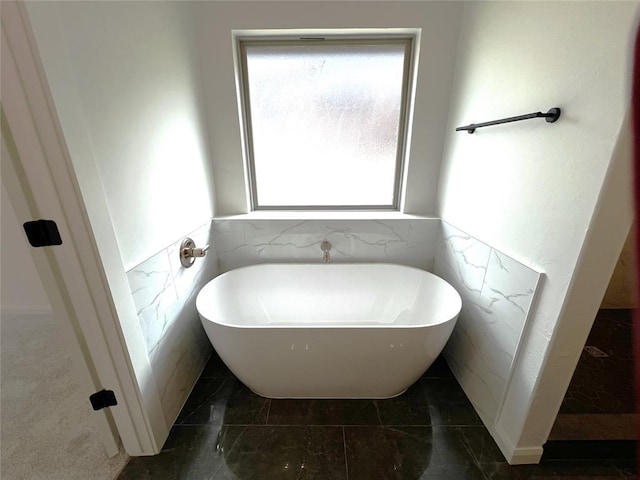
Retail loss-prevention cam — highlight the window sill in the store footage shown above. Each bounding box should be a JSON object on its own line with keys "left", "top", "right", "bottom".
{"left": 213, "top": 211, "right": 438, "bottom": 221}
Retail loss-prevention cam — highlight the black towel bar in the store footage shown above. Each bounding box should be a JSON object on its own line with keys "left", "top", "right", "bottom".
{"left": 456, "top": 107, "right": 561, "bottom": 134}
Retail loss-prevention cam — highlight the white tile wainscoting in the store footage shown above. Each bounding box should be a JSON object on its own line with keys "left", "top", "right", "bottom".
{"left": 212, "top": 217, "right": 440, "bottom": 273}
{"left": 126, "top": 222, "right": 217, "bottom": 425}
{"left": 124, "top": 216, "right": 542, "bottom": 435}
{"left": 434, "top": 221, "right": 542, "bottom": 424}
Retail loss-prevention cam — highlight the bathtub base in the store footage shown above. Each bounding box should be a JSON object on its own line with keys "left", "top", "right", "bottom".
{"left": 202, "top": 322, "right": 455, "bottom": 399}
{"left": 248, "top": 388, "right": 409, "bottom": 400}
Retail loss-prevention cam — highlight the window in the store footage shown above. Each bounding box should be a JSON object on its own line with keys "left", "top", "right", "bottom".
{"left": 235, "top": 31, "right": 417, "bottom": 210}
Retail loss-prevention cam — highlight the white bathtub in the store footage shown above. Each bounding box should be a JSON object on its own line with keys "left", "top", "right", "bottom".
{"left": 196, "top": 263, "right": 461, "bottom": 399}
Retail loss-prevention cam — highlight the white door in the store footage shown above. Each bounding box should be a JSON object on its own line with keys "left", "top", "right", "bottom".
{"left": 1, "top": 1, "right": 169, "bottom": 456}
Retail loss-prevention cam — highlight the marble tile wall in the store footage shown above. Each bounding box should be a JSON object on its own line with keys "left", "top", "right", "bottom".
{"left": 212, "top": 217, "right": 440, "bottom": 273}
{"left": 434, "top": 221, "right": 541, "bottom": 424}
{"left": 126, "top": 222, "right": 217, "bottom": 425}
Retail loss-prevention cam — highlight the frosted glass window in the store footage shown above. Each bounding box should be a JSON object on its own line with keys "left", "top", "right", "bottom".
{"left": 238, "top": 38, "right": 413, "bottom": 210}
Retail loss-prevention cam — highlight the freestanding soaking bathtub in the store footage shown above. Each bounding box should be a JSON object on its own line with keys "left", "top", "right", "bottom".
{"left": 196, "top": 263, "right": 461, "bottom": 399}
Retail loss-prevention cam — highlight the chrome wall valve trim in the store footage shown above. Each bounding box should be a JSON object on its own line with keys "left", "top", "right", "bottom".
{"left": 180, "top": 237, "right": 210, "bottom": 268}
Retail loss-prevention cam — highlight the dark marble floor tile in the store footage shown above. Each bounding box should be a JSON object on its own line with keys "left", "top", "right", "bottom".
{"left": 175, "top": 377, "right": 226, "bottom": 424}
{"left": 611, "top": 459, "right": 637, "bottom": 479}
{"left": 560, "top": 309, "right": 635, "bottom": 415}
{"left": 118, "top": 425, "right": 226, "bottom": 480}
{"left": 176, "top": 377, "right": 269, "bottom": 426}
{"left": 480, "top": 460, "right": 630, "bottom": 479}
{"left": 221, "top": 426, "right": 347, "bottom": 480}
{"left": 377, "top": 381, "right": 433, "bottom": 425}
{"left": 199, "top": 351, "right": 234, "bottom": 378}
{"left": 268, "top": 398, "right": 380, "bottom": 425}
{"left": 345, "top": 426, "right": 486, "bottom": 480}
{"left": 119, "top": 425, "right": 346, "bottom": 480}
{"left": 479, "top": 462, "right": 551, "bottom": 480}
{"left": 378, "top": 378, "right": 482, "bottom": 426}
{"left": 421, "top": 355, "right": 454, "bottom": 378}
{"left": 457, "top": 426, "right": 506, "bottom": 464}
{"left": 423, "top": 378, "right": 483, "bottom": 426}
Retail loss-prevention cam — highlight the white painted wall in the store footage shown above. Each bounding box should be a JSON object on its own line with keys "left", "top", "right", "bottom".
{"left": 194, "top": 1, "right": 464, "bottom": 215}
{"left": 438, "top": 2, "right": 638, "bottom": 462}
{"left": 24, "top": 0, "right": 219, "bottom": 444}
{"left": 1, "top": 182, "right": 50, "bottom": 312}
{"left": 26, "top": 1, "right": 215, "bottom": 270}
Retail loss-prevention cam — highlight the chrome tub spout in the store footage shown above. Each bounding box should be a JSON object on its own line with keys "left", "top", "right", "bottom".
{"left": 321, "top": 240, "right": 331, "bottom": 263}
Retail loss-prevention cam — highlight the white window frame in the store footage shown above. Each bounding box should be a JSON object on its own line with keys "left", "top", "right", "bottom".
{"left": 232, "top": 29, "right": 420, "bottom": 212}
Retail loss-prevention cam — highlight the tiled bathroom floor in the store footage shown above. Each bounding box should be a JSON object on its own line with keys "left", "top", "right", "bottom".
{"left": 551, "top": 309, "right": 637, "bottom": 443}
{"left": 119, "top": 355, "right": 635, "bottom": 479}
{"left": 560, "top": 309, "right": 635, "bottom": 415}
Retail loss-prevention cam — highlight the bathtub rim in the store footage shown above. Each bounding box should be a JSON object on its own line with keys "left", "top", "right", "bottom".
{"left": 196, "top": 262, "right": 462, "bottom": 330}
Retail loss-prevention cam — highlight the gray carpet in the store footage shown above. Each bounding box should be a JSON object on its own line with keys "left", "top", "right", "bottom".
{"left": 1, "top": 311, "right": 128, "bottom": 479}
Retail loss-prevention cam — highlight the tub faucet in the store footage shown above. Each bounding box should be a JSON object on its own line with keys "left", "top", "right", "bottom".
{"left": 321, "top": 240, "right": 331, "bottom": 263}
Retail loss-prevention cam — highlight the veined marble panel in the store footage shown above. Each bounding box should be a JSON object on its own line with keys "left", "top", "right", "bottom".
{"left": 149, "top": 295, "right": 212, "bottom": 424}
{"left": 480, "top": 250, "right": 539, "bottom": 358}
{"left": 213, "top": 217, "right": 440, "bottom": 273}
{"left": 126, "top": 221, "right": 217, "bottom": 426}
{"left": 245, "top": 220, "right": 327, "bottom": 262}
{"left": 212, "top": 220, "right": 248, "bottom": 273}
{"left": 326, "top": 220, "right": 409, "bottom": 263}
{"left": 434, "top": 223, "right": 491, "bottom": 298}
{"left": 405, "top": 219, "right": 440, "bottom": 271}
{"left": 434, "top": 222, "right": 541, "bottom": 423}
{"left": 127, "top": 250, "right": 178, "bottom": 346}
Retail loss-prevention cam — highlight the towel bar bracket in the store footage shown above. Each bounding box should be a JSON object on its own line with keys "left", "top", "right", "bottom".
{"left": 544, "top": 107, "right": 562, "bottom": 124}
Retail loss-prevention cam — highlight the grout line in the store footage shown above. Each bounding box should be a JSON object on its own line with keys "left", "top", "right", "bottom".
{"left": 174, "top": 423, "right": 485, "bottom": 428}
{"left": 221, "top": 423, "right": 380, "bottom": 428}
{"left": 177, "top": 378, "right": 228, "bottom": 424}
{"left": 175, "top": 423, "right": 352, "bottom": 428}
{"left": 174, "top": 423, "right": 360, "bottom": 428}
{"left": 265, "top": 399, "right": 272, "bottom": 425}
{"left": 374, "top": 400, "right": 382, "bottom": 425}
{"left": 343, "top": 427, "right": 349, "bottom": 480}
